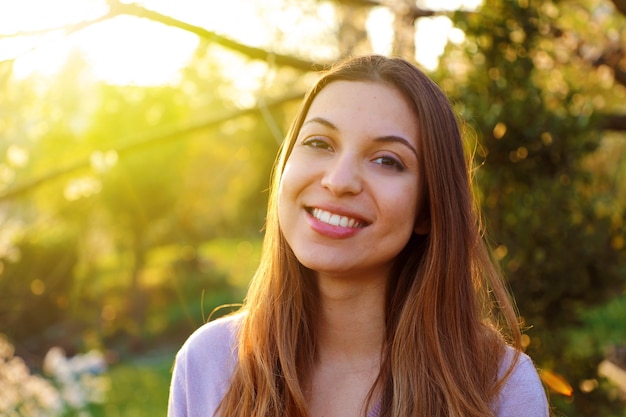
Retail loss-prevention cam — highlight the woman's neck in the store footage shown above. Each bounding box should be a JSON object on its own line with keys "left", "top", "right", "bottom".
{"left": 314, "top": 272, "right": 387, "bottom": 364}
{"left": 306, "top": 273, "right": 386, "bottom": 417}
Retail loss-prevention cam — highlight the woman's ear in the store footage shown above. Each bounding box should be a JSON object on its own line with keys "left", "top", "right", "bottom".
{"left": 414, "top": 213, "right": 430, "bottom": 235}
{"left": 414, "top": 185, "right": 430, "bottom": 235}
{"left": 413, "top": 219, "right": 430, "bottom": 235}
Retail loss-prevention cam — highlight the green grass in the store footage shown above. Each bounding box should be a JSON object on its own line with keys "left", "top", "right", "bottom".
{"left": 96, "top": 351, "right": 175, "bottom": 417}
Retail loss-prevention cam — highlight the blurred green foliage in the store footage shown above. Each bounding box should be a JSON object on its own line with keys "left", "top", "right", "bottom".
{"left": 438, "top": 0, "right": 626, "bottom": 415}
{"left": 0, "top": 42, "right": 281, "bottom": 357}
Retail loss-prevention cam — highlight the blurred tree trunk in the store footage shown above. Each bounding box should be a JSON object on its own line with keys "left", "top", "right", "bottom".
{"left": 391, "top": 0, "right": 416, "bottom": 58}
{"left": 129, "top": 225, "right": 147, "bottom": 342}
{"left": 336, "top": 3, "right": 372, "bottom": 56}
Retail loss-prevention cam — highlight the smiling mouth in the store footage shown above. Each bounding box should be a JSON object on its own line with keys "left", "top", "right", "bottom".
{"left": 307, "top": 208, "right": 367, "bottom": 228}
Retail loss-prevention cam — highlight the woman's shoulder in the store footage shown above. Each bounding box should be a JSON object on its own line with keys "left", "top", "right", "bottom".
{"left": 176, "top": 313, "right": 244, "bottom": 373}
{"left": 177, "top": 312, "right": 244, "bottom": 364}
{"left": 172, "top": 311, "right": 244, "bottom": 384}
{"left": 168, "top": 312, "right": 244, "bottom": 416}
{"left": 498, "top": 346, "right": 543, "bottom": 386}
{"left": 494, "top": 346, "right": 550, "bottom": 417}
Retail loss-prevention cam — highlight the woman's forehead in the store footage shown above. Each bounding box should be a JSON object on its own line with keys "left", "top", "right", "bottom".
{"left": 301, "top": 80, "right": 419, "bottom": 142}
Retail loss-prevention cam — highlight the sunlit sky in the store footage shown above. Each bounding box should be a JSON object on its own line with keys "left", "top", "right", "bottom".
{"left": 0, "top": 0, "right": 482, "bottom": 86}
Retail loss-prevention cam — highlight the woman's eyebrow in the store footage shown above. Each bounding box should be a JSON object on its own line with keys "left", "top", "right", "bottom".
{"left": 302, "top": 117, "right": 418, "bottom": 159}
{"left": 302, "top": 117, "right": 338, "bottom": 131}
{"left": 374, "top": 136, "right": 418, "bottom": 159}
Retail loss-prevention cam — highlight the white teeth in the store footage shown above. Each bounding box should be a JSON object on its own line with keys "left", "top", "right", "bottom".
{"left": 311, "top": 208, "right": 363, "bottom": 228}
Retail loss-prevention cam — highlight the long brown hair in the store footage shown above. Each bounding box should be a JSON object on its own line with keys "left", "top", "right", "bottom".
{"left": 217, "top": 55, "right": 521, "bottom": 417}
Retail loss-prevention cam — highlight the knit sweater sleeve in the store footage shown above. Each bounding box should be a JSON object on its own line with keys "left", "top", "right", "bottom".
{"left": 494, "top": 348, "right": 550, "bottom": 417}
{"left": 167, "top": 314, "right": 242, "bottom": 417}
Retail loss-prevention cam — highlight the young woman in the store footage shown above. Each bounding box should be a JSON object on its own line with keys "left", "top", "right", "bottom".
{"left": 168, "top": 55, "right": 550, "bottom": 417}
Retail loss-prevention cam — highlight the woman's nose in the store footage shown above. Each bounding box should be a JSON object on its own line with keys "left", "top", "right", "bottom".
{"left": 320, "top": 154, "right": 363, "bottom": 195}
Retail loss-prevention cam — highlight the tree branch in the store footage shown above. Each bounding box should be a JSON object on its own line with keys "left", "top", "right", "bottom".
{"left": 590, "top": 45, "right": 626, "bottom": 88}
{"left": 0, "top": 12, "right": 118, "bottom": 39}
{"left": 328, "top": 0, "right": 383, "bottom": 6}
{"left": 0, "top": 91, "right": 304, "bottom": 202}
{"left": 610, "top": 0, "right": 626, "bottom": 15}
{"left": 0, "top": 12, "right": 119, "bottom": 66}
{"left": 108, "top": 0, "right": 326, "bottom": 71}
{"left": 599, "top": 113, "right": 626, "bottom": 131}
{"left": 327, "top": 0, "right": 446, "bottom": 17}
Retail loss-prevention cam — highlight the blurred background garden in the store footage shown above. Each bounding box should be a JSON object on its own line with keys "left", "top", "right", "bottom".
{"left": 0, "top": 0, "right": 625, "bottom": 415}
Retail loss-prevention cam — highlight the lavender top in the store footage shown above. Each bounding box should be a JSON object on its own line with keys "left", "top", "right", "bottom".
{"left": 168, "top": 314, "right": 550, "bottom": 417}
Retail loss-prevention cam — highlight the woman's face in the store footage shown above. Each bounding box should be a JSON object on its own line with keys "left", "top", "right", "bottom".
{"left": 277, "top": 80, "right": 427, "bottom": 281}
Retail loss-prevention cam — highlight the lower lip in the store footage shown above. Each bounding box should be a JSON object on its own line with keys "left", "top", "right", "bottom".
{"left": 306, "top": 211, "right": 364, "bottom": 239}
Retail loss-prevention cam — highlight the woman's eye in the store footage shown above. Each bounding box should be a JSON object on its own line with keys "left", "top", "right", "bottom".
{"left": 302, "top": 138, "right": 332, "bottom": 150}
{"left": 372, "top": 156, "right": 405, "bottom": 171}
